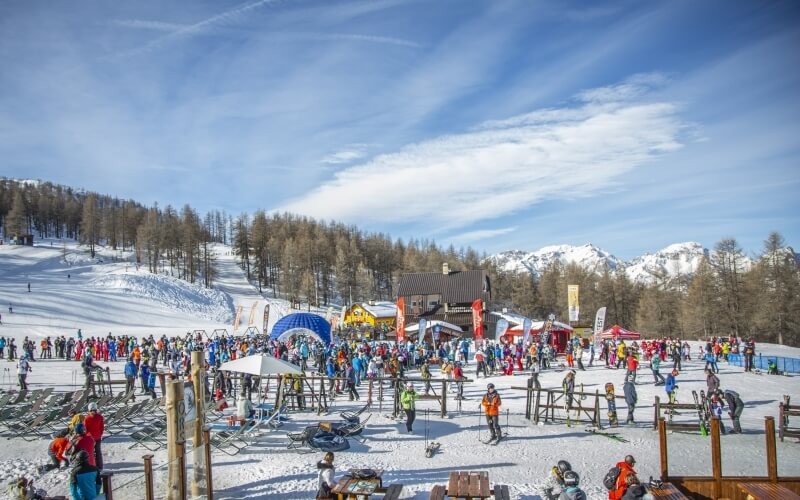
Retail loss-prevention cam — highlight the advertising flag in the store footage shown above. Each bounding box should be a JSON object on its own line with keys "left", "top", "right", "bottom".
{"left": 262, "top": 303, "right": 270, "bottom": 334}
{"left": 522, "top": 317, "right": 532, "bottom": 345}
{"left": 471, "top": 299, "right": 484, "bottom": 340}
{"left": 396, "top": 297, "right": 406, "bottom": 342}
{"left": 594, "top": 307, "right": 607, "bottom": 335}
{"left": 568, "top": 285, "right": 580, "bottom": 322}
{"left": 495, "top": 318, "right": 509, "bottom": 341}
{"left": 418, "top": 318, "right": 427, "bottom": 343}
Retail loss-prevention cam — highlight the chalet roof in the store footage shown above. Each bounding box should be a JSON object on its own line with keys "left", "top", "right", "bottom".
{"left": 360, "top": 301, "right": 396, "bottom": 318}
{"left": 397, "top": 270, "right": 490, "bottom": 303}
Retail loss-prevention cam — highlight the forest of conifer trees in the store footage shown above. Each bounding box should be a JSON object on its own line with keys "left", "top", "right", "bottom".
{"left": 1, "top": 178, "right": 798, "bottom": 346}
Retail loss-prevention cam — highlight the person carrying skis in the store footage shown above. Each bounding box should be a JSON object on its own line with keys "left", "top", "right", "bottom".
{"left": 400, "top": 382, "right": 419, "bottom": 433}
{"left": 608, "top": 455, "right": 637, "bottom": 500}
{"left": 722, "top": 389, "right": 744, "bottom": 434}
{"left": 481, "top": 383, "right": 502, "bottom": 442}
{"left": 665, "top": 369, "right": 679, "bottom": 404}
{"left": 623, "top": 375, "right": 637, "bottom": 424}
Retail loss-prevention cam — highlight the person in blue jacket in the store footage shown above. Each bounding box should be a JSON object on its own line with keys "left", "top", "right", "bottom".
{"left": 124, "top": 357, "right": 137, "bottom": 398}
{"left": 69, "top": 450, "right": 101, "bottom": 500}
{"left": 665, "top": 368, "right": 679, "bottom": 404}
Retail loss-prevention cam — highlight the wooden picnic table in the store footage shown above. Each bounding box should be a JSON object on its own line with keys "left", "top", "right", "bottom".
{"left": 348, "top": 468, "right": 384, "bottom": 487}
{"left": 332, "top": 476, "right": 381, "bottom": 499}
{"left": 649, "top": 482, "right": 690, "bottom": 499}
{"left": 446, "top": 471, "right": 491, "bottom": 499}
{"left": 738, "top": 482, "right": 800, "bottom": 500}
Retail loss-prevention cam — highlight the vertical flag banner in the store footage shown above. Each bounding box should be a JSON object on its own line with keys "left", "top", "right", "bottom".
{"left": 495, "top": 318, "right": 509, "bottom": 341}
{"left": 339, "top": 305, "right": 347, "bottom": 328}
{"left": 594, "top": 307, "right": 607, "bottom": 335}
{"left": 522, "top": 317, "right": 532, "bottom": 345}
{"left": 432, "top": 324, "right": 441, "bottom": 350}
{"left": 471, "top": 299, "right": 484, "bottom": 340}
{"left": 263, "top": 303, "right": 270, "bottom": 334}
{"left": 418, "top": 318, "right": 427, "bottom": 343}
{"left": 396, "top": 297, "right": 406, "bottom": 342}
{"left": 568, "top": 285, "right": 580, "bottom": 322}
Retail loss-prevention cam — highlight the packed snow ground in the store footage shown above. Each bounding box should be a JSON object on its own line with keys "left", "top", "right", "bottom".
{"left": 1, "top": 240, "right": 799, "bottom": 499}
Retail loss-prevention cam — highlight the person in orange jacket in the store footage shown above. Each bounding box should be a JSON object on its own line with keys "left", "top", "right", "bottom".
{"left": 481, "top": 383, "right": 503, "bottom": 442}
{"left": 609, "top": 455, "right": 637, "bottom": 500}
{"left": 45, "top": 429, "right": 71, "bottom": 471}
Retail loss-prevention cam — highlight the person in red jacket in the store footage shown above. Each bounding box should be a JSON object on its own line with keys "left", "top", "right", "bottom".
{"left": 69, "top": 423, "right": 97, "bottom": 467}
{"left": 625, "top": 353, "right": 639, "bottom": 383}
{"left": 83, "top": 402, "right": 105, "bottom": 469}
{"left": 609, "top": 455, "right": 637, "bottom": 500}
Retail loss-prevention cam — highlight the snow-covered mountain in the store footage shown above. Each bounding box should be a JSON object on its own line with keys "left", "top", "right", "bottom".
{"left": 487, "top": 241, "right": 727, "bottom": 283}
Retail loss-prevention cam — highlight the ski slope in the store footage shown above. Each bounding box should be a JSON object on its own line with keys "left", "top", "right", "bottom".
{"left": 0, "top": 240, "right": 799, "bottom": 499}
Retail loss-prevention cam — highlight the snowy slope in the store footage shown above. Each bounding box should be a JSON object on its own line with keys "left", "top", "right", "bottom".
{"left": 1, "top": 238, "right": 799, "bottom": 499}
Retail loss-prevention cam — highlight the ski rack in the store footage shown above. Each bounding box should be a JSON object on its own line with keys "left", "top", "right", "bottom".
{"left": 779, "top": 395, "right": 800, "bottom": 442}
{"left": 653, "top": 395, "right": 706, "bottom": 433}
{"left": 512, "top": 381, "right": 602, "bottom": 428}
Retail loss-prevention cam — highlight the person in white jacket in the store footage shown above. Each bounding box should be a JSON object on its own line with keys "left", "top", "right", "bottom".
{"left": 17, "top": 354, "right": 31, "bottom": 390}
{"left": 316, "top": 451, "right": 336, "bottom": 499}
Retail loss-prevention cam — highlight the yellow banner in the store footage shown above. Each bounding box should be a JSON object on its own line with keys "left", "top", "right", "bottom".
{"left": 567, "top": 285, "right": 580, "bottom": 322}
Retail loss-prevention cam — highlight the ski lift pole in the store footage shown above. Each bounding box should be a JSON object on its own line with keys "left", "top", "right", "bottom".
{"left": 506, "top": 408, "right": 510, "bottom": 437}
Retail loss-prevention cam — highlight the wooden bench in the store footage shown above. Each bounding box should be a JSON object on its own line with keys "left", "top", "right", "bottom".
{"left": 738, "top": 482, "right": 800, "bottom": 500}
{"left": 493, "top": 484, "right": 510, "bottom": 500}
{"left": 447, "top": 471, "right": 491, "bottom": 499}
{"left": 649, "top": 482, "right": 690, "bottom": 499}
{"left": 429, "top": 485, "right": 446, "bottom": 500}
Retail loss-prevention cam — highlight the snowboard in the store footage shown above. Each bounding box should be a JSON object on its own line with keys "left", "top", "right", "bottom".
{"left": 605, "top": 382, "right": 618, "bottom": 427}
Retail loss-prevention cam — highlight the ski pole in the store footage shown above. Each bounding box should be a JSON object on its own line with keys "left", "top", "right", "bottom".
{"left": 506, "top": 408, "right": 510, "bottom": 437}
{"left": 478, "top": 405, "right": 482, "bottom": 442}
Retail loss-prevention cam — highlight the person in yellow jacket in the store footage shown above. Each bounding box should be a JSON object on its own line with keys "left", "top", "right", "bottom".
{"left": 616, "top": 342, "right": 626, "bottom": 369}
{"left": 400, "top": 382, "right": 419, "bottom": 433}
{"left": 481, "top": 383, "right": 503, "bottom": 442}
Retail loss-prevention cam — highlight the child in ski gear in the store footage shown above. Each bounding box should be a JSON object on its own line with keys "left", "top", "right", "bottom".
{"left": 705, "top": 369, "right": 720, "bottom": 395}
{"left": 623, "top": 377, "right": 637, "bottom": 424}
{"left": 559, "top": 470, "right": 587, "bottom": 500}
{"left": 562, "top": 371, "right": 575, "bottom": 410}
{"left": 543, "top": 460, "right": 571, "bottom": 499}
{"left": 400, "top": 383, "right": 418, "bottom": 433}
{"left": 68, "top": 424, "right": 96, "bottom": 467}
{"left": 46, "top": 430, "right": 70, "bottom": 471}
{"left": 723, "top": 389, "right": 744, "bottom": 433}
{"left": 608, "top": 455, "right": 637, "bottom": 500}
{"left": 69, "top": 450, "right": 101, "bottom": 500}
{"left": 316, "top": 451, "right": 335, "bottom": 499}
{"left": 665, "top": 369, "right": 678, "bottom": 404}
{"left": 481, "top": 383, "right": 502, "bottom": 441}
{"left": 709, "top": 392, "right": 726, "bottom": 433}
{"left": 650, "top": 355, "right": 665, "bottom": 385}
{"left": 453, "top": 362, "right": 465, "bottom": 399}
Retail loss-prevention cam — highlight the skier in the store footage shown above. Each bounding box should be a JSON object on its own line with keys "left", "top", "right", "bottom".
{"left": 650, "top": 354, "right": 665, "bottom": 386}
{"left": 420, "top": 359, "right": 433, "bottom": 395}
{"left": 68, "top": 450, "right": 101, "bottom": 500}
{"left": 475, "top": 349, "right": 487, "bottom": 378}
{"left": 453, "top": 361, "right": 465, "bottom": 400}
{"left": 665, "top": 369, "right": 679, "bottom": 404}
{"left": 625, "top": 352, "right": 638, "bottom": 383}
{"left": 743, "top": 339, "right": 756, "bottom": 372}
{"left": 400, "top": 382, "right": 419, "bottom": 433}
{"left": 17, "top": 353, "right": 31, "bottom": 390}
{"left": 608, "top": 455, "right": 637, "bottom": 500}
{"left": 562, "top": 370, "right": 576, "bottom": 410}
{"left": 709, "top": 392, "right": 726, "bottom": 433}
{"left": 83, "top": 403, "right": 105, "bottom": 469}
{"left": 481, "top": 383, "right": 503, "bottom": 442}
{"left": 559, "top": 471, "right": 587, "bottom": 500}
{"left": 542, "top": 460, "right": 571, "bottom": 499}
{"left": 722, "top": 389, "right": 744, "bottom": 434}
{"left": 623, "top": 376, "right": 637, "bottom": 424}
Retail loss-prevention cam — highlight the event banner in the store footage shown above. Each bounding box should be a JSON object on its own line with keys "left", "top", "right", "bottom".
{"left": 396, "top": 297, "right": 406, "bottom": 342}
{"left": 593, "top": 307, "right": 607, "bottom": 335}
{"left": 522, "top": 317, "right": 532, "bottom": 345}
{"left": 471, "top": 299, "right": 484, "bottom": 340}
{"left": 262, "top": 303, "right": 270, "bottom": 334}
{"left": 495, "top": 318, "right": 509, "bottom": 340}
{"left": 418, "top": 318, "right": 427, "bottom": 342}
{"left": 567, "top": 285, "right": 580, "bottom": 322}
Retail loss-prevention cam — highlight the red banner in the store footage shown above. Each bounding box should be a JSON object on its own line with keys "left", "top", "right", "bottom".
{"left": 471, "top": 299, "right": 484, "bottom": 340}
{"left": 396, "top": 297, "right": 406, "bottom": 343}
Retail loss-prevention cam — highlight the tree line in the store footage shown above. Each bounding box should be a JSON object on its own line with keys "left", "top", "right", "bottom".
{"left": 1, "top": 179, "right": 798, "bottom": 345}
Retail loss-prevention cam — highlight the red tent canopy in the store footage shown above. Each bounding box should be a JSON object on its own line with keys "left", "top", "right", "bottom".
{"left": 600, "top": 325, "right": 641, "bottom": 340}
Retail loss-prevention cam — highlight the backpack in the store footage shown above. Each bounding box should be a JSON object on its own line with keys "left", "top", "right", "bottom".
{"left": 603, "top": 466, "right": 621, "bottom": 490}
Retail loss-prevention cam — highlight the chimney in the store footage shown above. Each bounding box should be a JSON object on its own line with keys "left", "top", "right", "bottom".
{"left": 442, "top": 262, "right": 449, "bottom": 275}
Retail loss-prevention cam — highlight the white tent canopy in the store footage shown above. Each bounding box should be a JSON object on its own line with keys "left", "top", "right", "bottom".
{"left": 219, "top": 353, "right": 303, "bottom": 376}
{"left": 404, "top": 320, "right": 463, "bottom": 333}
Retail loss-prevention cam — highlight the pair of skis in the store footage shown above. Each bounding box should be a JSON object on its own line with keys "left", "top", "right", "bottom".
{"left": 586, "top": 426, "right": 629, "bottom": 443}
{"left": 692, "top": 390, "right": 709, "bottom": 436}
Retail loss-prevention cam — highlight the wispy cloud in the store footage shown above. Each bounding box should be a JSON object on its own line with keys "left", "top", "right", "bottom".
{"left": 450, "top": 227, "right": 518, "bottom": 242}
{"left": 111, "top": 19, "right": 188, "bottom": 32}
{"left": 279, "top": 80, "right": 687, "bottom": 230}
{"left": 321, "top": 144, "right": 370, "bottom": 165}
{"left": 301, "top": 32, "right": 422, "bottom": 48}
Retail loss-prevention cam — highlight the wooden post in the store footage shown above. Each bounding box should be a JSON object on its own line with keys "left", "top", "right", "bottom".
{"left": 392, "top": 379, "right": 400, "bottom": 418}
{"left": 594, "top": 390, "right": 601, "bottom": 429}
{"left": 191, "top": 351, "right": 207, "bottom": 498}
{"left": 525, "top": 378, "right": 533, "bottom": 420}
{"left": 166, "top": 380, "right": 186, "bottom": 500}
{"left": 779, "top": 402, "right": 786, "bottom": 442}
{"left": 143, "top": 454, "right": 154, "bottom": 500}
{"left": 177, "top": 440, "right": 187, "bottom": 500}
{"left": 658, "top": 418, "right": 668, "bottom": 481}
{"left": 653, "top": 396, "right": 660, "bottom": 430}
{"left": 441, "top": 380, "right": 447, "bottom": 418}
{"left": 765, "top": 416, "right": 778, "bottom": 483}
{"left": 533, "top": 388, "right": 541, "bottom": 424}
{"left": 203, "top": 426, "right": 214, "bottom": 500}
{"left": 100, "top": 471, "right": 114, "bottom": 500}
{"left": 710, "top": 417, "right": 722, "bottom": 499}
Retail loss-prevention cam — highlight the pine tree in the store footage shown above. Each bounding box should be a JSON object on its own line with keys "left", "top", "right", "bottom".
{"left": 6, "top": 189, "right": 27, "bottom": 239}
{"left": 80, "top": 193, "right": 100, "bottom": 257}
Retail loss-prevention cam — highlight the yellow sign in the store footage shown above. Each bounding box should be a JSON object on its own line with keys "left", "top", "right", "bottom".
{"left": 567, "top": 285, "right": 580, "bottom": 322}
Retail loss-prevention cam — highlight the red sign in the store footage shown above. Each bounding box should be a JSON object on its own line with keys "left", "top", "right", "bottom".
{"left": 396, "top": 297, "right": 405, "bottom": 342}
{"left": 471, "top": 299, "right": 483, "bottom": 340}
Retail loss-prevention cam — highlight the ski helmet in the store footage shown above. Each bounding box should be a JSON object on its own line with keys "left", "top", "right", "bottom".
{"left": 74, "top": 450, "right": 90, "bottom": 465}
{"left": 487, "top": 383, "right": 495, "bottom": 390}
{"left": 557, "top": 460, "right": 572, "bottom": 474}
{"left": 563, "top": 470, "right": 580, "bottom": 487}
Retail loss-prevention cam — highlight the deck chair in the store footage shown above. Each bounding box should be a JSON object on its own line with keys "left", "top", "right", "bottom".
{"left": 5, "top": 413, "right": 48, "bottom": 441}
{"left": 286, "top": 425, "right": 319, "bottom": 452}
{"left": 129, "top": 421, "right": 168, "bottom": 451}
{"left": 335, "top": 414, "right": 371, "bottom": 444}
{"left": 10, "top": 390, "right": 28, "bottom": 405}
{"left": 0, "top": 393, "right": 16, "bottom": 409}
{"left": 340, "top": 402, "right": 370, "bottom": 424}
{"left": 209, "top": 425, "right": 249, "bottom": 456}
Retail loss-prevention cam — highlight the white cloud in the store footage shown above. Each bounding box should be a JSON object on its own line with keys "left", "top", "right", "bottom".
{"left": 279, "top": 83, "right": 686, "bottom": 230}
{"left": 450, "top": 227, "right": 518, "bottom": 242}
{"left": 111, "top": 19, "right": 188, "bottom": 32}
{"left": 321, "top": 145, "right": 370, "bottom": 165}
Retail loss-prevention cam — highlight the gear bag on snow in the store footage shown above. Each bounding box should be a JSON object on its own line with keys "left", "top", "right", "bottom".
{"left": 603, "top": 466, "right": 621, "bottom": 490}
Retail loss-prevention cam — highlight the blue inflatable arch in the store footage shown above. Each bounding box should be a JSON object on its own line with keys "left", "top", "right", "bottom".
{"left": 270, "top": 312, "right": 332, "bottom": 346}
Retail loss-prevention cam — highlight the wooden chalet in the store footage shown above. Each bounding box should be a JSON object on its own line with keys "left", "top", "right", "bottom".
{"left": 343, "top": 301, "right": 396, "bottom": 329}
{"left": 396, "top": 263, "right": 496, "bottom": 339}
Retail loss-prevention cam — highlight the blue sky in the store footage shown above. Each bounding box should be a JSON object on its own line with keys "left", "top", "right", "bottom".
{"left": 1, "top": 0, "right": 798, "bottom": 259}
